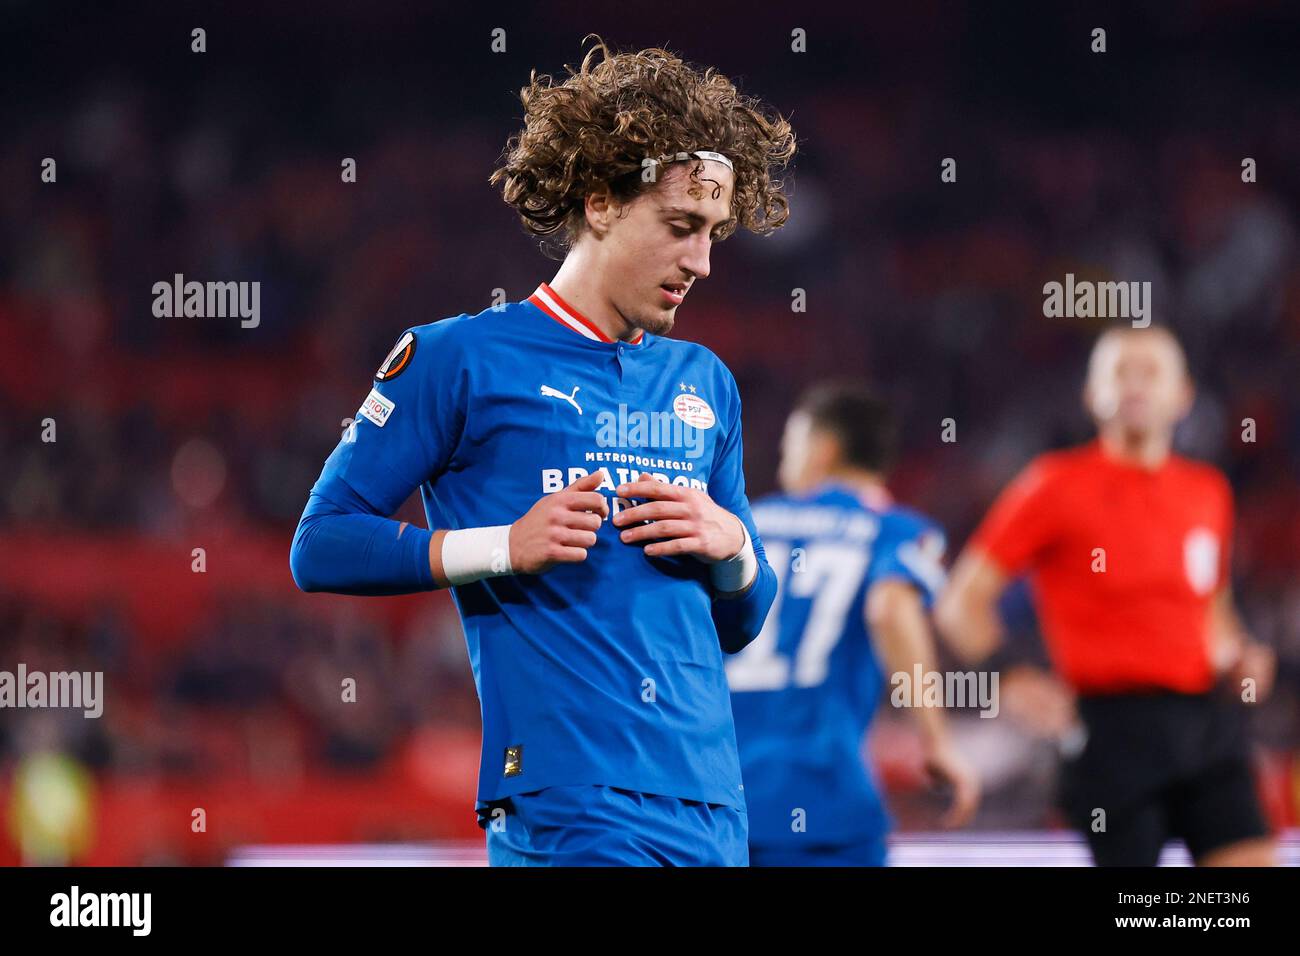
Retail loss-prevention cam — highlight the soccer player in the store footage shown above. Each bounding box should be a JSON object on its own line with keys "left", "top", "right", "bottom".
{"left": 289, "top": 39, "right": 795, "bottom": 866}
{"left": 727, "top": 385, "right": 980, "bottom": 866}
{"left": 936, "top": 325, "right": 1277, "bottom": 866}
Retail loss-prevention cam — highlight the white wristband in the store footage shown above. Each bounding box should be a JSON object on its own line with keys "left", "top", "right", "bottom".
{"left": 441, "top": 525, "right": 514, "bottom": 586}
{"left": 709, "top": 517, "right": 758, "bottom": 594}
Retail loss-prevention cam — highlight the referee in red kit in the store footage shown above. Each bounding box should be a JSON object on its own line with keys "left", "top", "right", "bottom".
{"left": 937, "top": 325, "right": 1276, "bottom": 866}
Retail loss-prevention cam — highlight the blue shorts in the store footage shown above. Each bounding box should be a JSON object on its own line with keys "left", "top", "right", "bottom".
{"left": 481, "top": 785, "right": 749, "bottom": 866}
{"left": 748, "top": 832, "right": 889, "bottom": 867}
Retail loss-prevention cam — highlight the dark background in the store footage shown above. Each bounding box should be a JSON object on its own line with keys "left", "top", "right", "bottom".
{"left": 1, "top": 1, "right": 1297, "bottom": 863}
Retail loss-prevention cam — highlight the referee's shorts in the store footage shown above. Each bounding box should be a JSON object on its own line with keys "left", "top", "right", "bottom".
{"left": 1058, "top": 685, "right": 1272, "bottom": 866}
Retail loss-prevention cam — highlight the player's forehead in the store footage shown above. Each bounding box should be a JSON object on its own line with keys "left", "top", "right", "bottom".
{"left": 648, "top": 160, "right": 735, "bottom": 225}
{"left": 1091, "top": 329, "right": 1186, "bottom": 376}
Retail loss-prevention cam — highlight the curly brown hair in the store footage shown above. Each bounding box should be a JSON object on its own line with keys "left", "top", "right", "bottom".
{"left": 489, "top": 36, "right": 797, "bottom": 257}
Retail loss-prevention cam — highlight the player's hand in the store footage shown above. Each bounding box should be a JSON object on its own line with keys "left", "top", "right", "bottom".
{"left": 612, "top": 472, "right": 745, "bottom": 561}
{"left": 922, "top": 737, "right": 981, "bottom": 829}
{"left": 1001, "top": 664, "right": 1079, "bottom": 740}
{"left": 509, "top": 471, "right": 610, "bottom": 574}
{"left": 1231, "top": 641, "right": 1276, "bottom": 702}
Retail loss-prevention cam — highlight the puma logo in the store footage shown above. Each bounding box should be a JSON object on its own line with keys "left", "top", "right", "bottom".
{"left": 540, "top": 384, "right": 583, "bottom": 415}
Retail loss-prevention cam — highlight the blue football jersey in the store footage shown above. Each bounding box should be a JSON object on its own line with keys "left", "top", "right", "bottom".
{"left": 726, "top": 483, "right": 947, "bottom": 847}
{"left": 305, "top": 283, "right": 776, "bottom": 812}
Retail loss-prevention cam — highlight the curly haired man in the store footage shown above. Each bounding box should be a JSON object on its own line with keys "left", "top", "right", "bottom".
{"left": 291, "top": 37, "right": 797, "bottom": 865}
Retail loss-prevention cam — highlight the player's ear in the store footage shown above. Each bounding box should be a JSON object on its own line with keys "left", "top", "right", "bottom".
{"left": 811, "top": 429, "right": 840, "bottom": 475}
{"left": 584, "top": 187, "right": 615, "bottom": 237}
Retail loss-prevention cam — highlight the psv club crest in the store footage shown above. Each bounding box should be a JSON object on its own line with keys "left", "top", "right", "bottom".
{"left": 673, "top": 390, "right": 715, "bottom": 429}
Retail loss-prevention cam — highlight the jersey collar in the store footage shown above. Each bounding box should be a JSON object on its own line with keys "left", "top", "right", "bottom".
{"left": 527, "top": 282, "right": 645, "bottom": 346}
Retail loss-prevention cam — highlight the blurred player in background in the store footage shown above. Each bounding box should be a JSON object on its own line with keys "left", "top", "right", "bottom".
{"left": 938, "top": 325, "right": 1276, "bottom": 866}
{"left": 290, "top": 39, "right": 796, "bottom": 865}
{"left": 727, "top": 385, "right": 980, "bottom": 866}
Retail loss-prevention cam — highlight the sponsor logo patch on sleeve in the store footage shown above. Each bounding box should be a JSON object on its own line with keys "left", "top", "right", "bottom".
{"left": 359, "top": 387, "right": 395, "bottom": 427}
{"left": 375, "top": 330, "right": 416, "bottom": 381}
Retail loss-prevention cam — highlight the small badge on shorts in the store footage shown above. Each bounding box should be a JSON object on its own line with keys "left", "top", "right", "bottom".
{"left": 504, "top": 745, "right": 523, "bottom": 777}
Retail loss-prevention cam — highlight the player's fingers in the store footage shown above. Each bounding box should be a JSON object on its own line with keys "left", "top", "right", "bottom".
{"left": 1249, "top": 654, "right": 1276, "bottom": 699}
{"left": 561, "top": 491, "right": 610, "bottom": 516}
{"left": 547, "top": 545, "right": 590, "bottom": 565}
{"left": 619, "top": 519, "right": 693, "bottom": 544}
{"left": 556, "top": 528, "right": 598, "bottom": 549}
{"left": 616, "top": 479, "right": 679, "bottom": 501}
{"left": 1052, "top": 698, "right": 1080, "bottom": 736}
{"left": 1252, "top": 645, "right": 1277, "bottom": 682}
{"left": 942, "top": 771, "right": 981, "bottom": 829}
{"left": 621, "top": 471, "right": 669, "bottom": 492}
{"left": 565, "top": 471, "right": 608, "bottom": 493}
{"left": 643, "top": 536, "right": 701, "bottom": 558}
{"left": 559, "top": 511, "right": 604, "bottom": 533}
{"left": 614, "top": 500, "right": 689, "bottom": 525}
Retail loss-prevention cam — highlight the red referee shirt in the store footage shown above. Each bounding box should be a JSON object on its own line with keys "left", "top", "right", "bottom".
{"left": 971, "top": 440, "right": 1232, "bottom": 695}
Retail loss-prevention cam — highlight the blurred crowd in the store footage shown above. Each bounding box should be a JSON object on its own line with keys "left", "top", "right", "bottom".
{"left": 0, "top": 595, "right": 476, "bottom": 779}
{"left": 1, "top": 7, "right": 1298, "bottom": 857}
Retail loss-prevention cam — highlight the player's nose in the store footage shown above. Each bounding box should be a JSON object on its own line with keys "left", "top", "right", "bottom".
{"left": 679, "top": 235, "right": 711, "bottom": 280}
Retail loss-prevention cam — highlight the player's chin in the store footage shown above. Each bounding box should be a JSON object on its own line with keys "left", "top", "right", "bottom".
{"left": 1118, "top": 420, "right": 1164, "bottom": 443}
{"left": 1118, "top": 411, "right": 1162, "bottom": 434}
{"left": 639, "top": 308, "right": 675, "bottom": 337}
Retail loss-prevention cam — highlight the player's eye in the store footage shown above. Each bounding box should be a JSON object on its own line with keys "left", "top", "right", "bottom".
{"left": 670, "top": 222, "right": 693, "bottom": 236}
